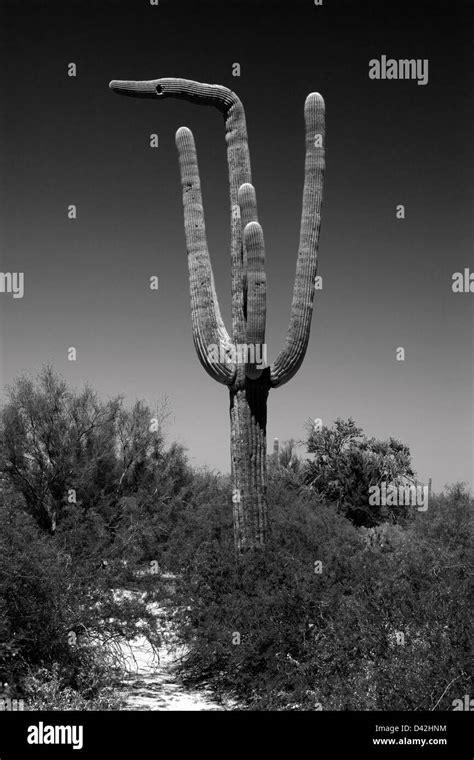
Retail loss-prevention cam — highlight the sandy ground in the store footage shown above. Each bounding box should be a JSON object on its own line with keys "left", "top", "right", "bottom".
{"left": 116, "top": 634, "right": 225, "bottom": 711}
{"left": 112, "top": 590, "right": 227, "bottom": 711}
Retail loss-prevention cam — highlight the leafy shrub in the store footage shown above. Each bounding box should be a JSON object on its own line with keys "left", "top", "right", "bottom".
{"left": 23, "top": 664, "right": 124, "bottom": 710}
{"left": 171, "top": 478, "right": 472, "bottom": 710}
{"left": 304, "top": 418, "right": 415, "bottom": 526}
{"left": 0, "top": 487, "right": 161, "bottom": 707}
{"left": 0, "top": 366, "right": 191, "bottom": 536}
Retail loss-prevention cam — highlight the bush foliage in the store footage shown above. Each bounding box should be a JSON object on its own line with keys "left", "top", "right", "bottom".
{"left": 170, "top": 480, "right": 472, "bottom": 710}
{"left": 304, "top": 417, "right": 416, "bottom": 526}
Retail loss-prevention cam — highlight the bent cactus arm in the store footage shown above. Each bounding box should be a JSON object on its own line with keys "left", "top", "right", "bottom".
{"left": 109, "top": 77, "right": 256, "bottom": 355}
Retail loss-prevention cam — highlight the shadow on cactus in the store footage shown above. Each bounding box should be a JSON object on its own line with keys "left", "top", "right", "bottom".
{"left": 109, "top": 77, "right": 325, "bottom": 551}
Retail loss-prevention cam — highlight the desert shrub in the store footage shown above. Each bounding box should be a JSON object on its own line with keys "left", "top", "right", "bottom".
{"left": 304, "top": 418, "right": 416, "bottom": 526}
{"left": 0, "top": 487, "right": 162, "bottom": 707}
{"left": 23, "top": 664, "right": 124, "bottom": 710}
{"left": 0, "top": 366, "right": 192, "bottom": 538}
{"left": 171, "top": 478, "right": 472, "bottom": 710}
{"left": 0, "top": 368, "right": 200, "bottom": 708}
{"left": 159, "top": 469, "right": 232, "bottom": 573}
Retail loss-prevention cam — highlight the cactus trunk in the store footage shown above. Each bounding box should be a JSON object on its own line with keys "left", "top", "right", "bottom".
{"left": 230, "top": 372, "right": 270, "bottom": 551}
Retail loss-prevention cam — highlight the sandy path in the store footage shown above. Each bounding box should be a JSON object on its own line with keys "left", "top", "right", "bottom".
{"left": 116, "top": 635, "right": 224, "bottom": 710}
{"left": 113, "top": 592, "right": 226, "bottom": 711}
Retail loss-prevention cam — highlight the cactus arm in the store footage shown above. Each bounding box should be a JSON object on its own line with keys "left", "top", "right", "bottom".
{"left": 175, "top": 126, "right": 235, "bottom": 384}
{"left": 237, "top": 182, "right": 265, "bottom": 379}
{"left": 237, "top": 182, "right": 259, "bottom": 230}
{"left": 243, "top": 221, "right": 267, "bottom": 380}
{"left": 109, "top": 77, "right": 239, "bottom": 111}
{"left": 109, "top": 77, "right": 256, "bottom": 363}
{"left": 270, "top": 92, "right": 325, "bottom": 388}
{"left": 237, "top": 182, "right": 258, "bottom": 316}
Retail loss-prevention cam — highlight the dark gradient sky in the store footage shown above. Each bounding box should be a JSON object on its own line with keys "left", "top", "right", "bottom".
{"left": 0, "top": 0, "right": 472, "bottom": 489}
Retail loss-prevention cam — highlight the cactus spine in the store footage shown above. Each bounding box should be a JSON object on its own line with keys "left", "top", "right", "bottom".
{"left": 109, "top": 77, "right": 325, "bottom": 551}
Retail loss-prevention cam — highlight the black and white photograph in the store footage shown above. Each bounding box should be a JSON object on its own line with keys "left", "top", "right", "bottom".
{"left": 0, "top": 0, "right": 472, "bottom": 755}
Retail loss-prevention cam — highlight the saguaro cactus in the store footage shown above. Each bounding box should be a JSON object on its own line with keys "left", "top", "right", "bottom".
{"left": 109, "top": 77, "right": 325, "bottom": 551}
